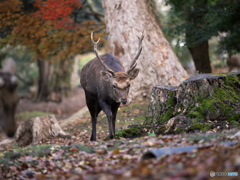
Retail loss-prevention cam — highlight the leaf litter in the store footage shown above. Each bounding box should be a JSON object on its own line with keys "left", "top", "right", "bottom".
{"left": 1, "top": 103, "right": 240, "bottom": 179}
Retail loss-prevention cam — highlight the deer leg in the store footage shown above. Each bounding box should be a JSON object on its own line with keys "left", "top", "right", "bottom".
{"left": 99, "top": 101, "right": 115, "bottom": 139}
{"left": 85, "top": 93, "right": 101, "bottom": 141}
{"left": 111, "top": 103, "right": 120, "bottom": 136}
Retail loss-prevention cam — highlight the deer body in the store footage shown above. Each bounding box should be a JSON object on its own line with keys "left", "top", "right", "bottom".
{"left": 0, "top": 58, "right": 19, "bottom": 137}
{"left": 227, "top": 55, "right": 240, "bottom": 72}
{"left": 80, "top": 32, "right": 143, "bottom": 141}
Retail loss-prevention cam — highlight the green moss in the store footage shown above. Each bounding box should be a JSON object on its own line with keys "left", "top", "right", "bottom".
{"left": 118, "top": 103, "right": 145, "bottom": 113}
{"left": 149, "top": 74, "right": 240, "bottom": 132}
{"left": 135, "top": 115, "right": 146, "bottom": 122}
{"left": 228, "top": 120, "right": 240, "bottom": 126}
{"left": 154, "top": 91, "right": 177, "bottom": 124}
{"left": 187, "top": 123, "right": 212, "bottom": 132}
{"left": 166, "top": 91, "right": 176, "bottom": 107}
{"left": 188, "top": 110, "right": 204, "bottom": 120}
{"left": 187, "top": 74, "right": 240, "bottom": 123}
{"left": 16, "top": 111, "right": 52, "bottom": 122}
{"left": 116, "top": 127, "right": 142, "bottom": 138}
{"left": 155, "top": 126, "right": 166, "bottom": 135}
{"left": 225, "top": 74, "right": 240, "bottom": 84}
{"left": 175, "top": 127, "right": 184, "bottom": 134}
{"left": 159, "top": 108, "right": 175, "bottom": 123}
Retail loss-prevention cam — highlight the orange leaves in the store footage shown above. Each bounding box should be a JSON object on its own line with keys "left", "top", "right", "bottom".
{"left": 0, "top": 0, "right": 103, "bottom": 63}
{"left": 0, "top": 0, "right": 22, "bottom": 30}
{"left": 34, "top": 0, "right": 82, "bottom": 29}
{"left": 34, "top": 0, "right": 82, "bottom": 20}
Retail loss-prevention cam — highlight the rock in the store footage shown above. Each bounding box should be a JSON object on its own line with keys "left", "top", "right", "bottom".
{"left": 146, "top": 72, "right": 240, "bottom": 134}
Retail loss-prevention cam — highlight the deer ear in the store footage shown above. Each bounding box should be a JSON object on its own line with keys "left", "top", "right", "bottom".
{"left": 2, "top": 58, "right": 16, "bottom": 75}
{"left": 128, "top": 68, "right": 139, "bottom": 80}
{"left": 100, "top": 70, "right": 113, "bottom": 81}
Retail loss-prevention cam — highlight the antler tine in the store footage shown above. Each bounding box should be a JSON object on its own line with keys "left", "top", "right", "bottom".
{"left": 127, "top": 31, "right": 144, "bottom": 74}
{"left": 91, "top": 32, "right": 115, "bottom": 75}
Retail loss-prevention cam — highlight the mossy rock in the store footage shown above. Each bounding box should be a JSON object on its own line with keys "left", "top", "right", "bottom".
{"left": 116, "top": 125, "right": 152, "bottom": 138}
{"left": 187, "top": 123, "right": 213, "bottom": 133}
{"left": 147, "top": 72, "right": 240, "bottom": 134}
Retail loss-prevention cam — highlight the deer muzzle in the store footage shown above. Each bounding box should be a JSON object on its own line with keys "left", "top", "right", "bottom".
{"left": 121, "top": 98, "right": 127, "bottom": 104}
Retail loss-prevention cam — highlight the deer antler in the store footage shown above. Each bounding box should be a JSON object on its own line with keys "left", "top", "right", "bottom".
{"left": 91, "top": 32, "right": 115, "bottom": 75}
{"left": 127, "top": 31, "right": 144, "bottom": 75}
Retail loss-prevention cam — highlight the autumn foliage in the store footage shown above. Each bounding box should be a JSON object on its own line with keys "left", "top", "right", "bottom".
{"left": 34, "top": 0, "right": 82, "bottom": 20}
{"left": 34, "top": 0, "right": 82, "bottom": 29}
{"left": 0, "top": 0, "right": 104, "bottom": 61}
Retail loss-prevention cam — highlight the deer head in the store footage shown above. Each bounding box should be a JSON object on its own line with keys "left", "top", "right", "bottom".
{"left": 91, "top": 32, "right": 144, "bottom": 104}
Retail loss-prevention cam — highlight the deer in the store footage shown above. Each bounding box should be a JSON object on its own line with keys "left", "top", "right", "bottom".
{"left": 80, "top": 32, "right": 144, "bottom": 141}
{"left": 227, "top": 55, "right": 240, "bottom": 72}
{"left": 0, "top": 58, "right": 19, "bottom": 137}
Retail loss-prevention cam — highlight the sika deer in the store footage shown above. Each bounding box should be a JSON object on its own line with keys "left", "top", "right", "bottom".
{"left": 0, "top": 58, "right": 19, "bottom": 137}
{"left": 80, "top": 32, "right": 144, "bottom": 141}
{"left": 227, "top": 55, "right": 240, "bottom": 72}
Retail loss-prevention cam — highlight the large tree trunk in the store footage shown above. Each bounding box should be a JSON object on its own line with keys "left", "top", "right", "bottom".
{"left": 36, "top": 57, "right": 76, "bottom": 102}
{"left": 102, "top": 0, "right": 188, "bottom": 103}
{"left": 185, "top": 0, "right": 211, "bottom": 73}
{"left": 37, "top": 59, "right": 50, "bottom": 102}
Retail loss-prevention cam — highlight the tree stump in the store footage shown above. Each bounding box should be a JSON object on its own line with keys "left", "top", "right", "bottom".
{"left": 0, "top": 115, "right": 69, "bottom": 150}
{"left": 146, "top": 72, "right": 240, "bottom": 134}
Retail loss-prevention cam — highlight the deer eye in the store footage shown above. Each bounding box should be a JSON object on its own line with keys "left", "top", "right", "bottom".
{"left": 113, "top": 84, "right": 118, "bottom": 89}
{"left": 127, "top": 82, "right": 130, "bottom": 88}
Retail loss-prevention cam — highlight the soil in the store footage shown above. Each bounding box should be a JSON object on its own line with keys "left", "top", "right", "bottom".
{"left": 16, "top": 88, "right": 86, "bottom": 120}
{"left": 14, "top": 87, "right": 149, "bottom": 142}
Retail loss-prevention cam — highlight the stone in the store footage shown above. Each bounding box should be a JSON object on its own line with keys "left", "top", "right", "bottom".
{"left": 146, "top": 72, "right": 240, "bottom": 134}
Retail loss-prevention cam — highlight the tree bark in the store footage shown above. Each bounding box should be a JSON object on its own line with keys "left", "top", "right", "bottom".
{"left": 36, "top": 57, "right": 76, "bottom": 102}
{"left": 187, "top": 36, "right": 211, "bottom": 73}
{"left": 185, "top": 0, "right": 212, "bottom": 73}
{"left": 36, "top": 59, "right": 50, "bottom": 102}
{"left": 0, "top": 115, "right": 69, "bottom": 150}
{"left": 146, "top": 72, "right": 240, "bottom": 134}
{"left": 102, "top": 0, "right": 188, "bottom": 103}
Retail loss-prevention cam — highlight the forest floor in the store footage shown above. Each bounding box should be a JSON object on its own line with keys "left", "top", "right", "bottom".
{"left": 1, "top": 68, "right": 240, "bottom": 179}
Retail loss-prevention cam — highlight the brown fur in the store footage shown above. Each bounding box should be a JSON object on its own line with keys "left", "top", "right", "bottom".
{"left": 114, "top": 72, "right": 130, "bottom": 89}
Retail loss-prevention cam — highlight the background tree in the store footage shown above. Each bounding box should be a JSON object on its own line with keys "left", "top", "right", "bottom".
{"left": 164, "top": 0, "right": 211, "bottom": 73}
{"left": 165, "top": 0, "right": 240, "bottom": 73}
{"left": 0, "top": 0, "right": 105, "bottom": 101}
{"left": 203, "top": 0, "right": 240, "bottom": 55}
{"left": 102, "top": 0, "right": 188, "bottom": 103}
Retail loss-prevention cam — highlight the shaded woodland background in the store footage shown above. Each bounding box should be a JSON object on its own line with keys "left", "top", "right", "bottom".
{"left": 1, "top": 1, "right": 240, "bottom": 179}
{"left": 0, "top": 0, "right": 239, "bottom": 104}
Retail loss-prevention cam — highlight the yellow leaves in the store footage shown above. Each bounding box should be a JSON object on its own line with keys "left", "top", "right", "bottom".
{"left": 112, "top": 148, "right": 120, "bottom": 154}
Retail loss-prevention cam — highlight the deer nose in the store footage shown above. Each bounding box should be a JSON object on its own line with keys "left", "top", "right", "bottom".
{"left": 121, "top": 99, "right": 127, "bottom": 104}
